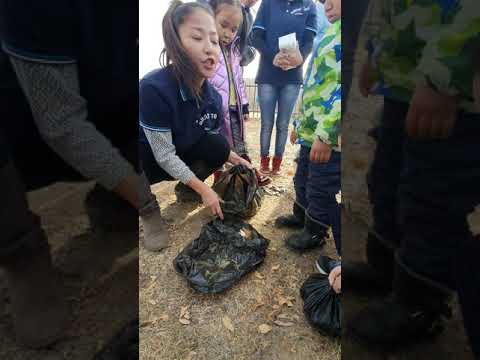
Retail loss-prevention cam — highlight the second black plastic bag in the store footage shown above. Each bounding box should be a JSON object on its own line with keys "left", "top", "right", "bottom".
{"left": 300, "top": 273, "right": 341, "bottom": 337}
{"left": 212, "top": 165, "right": 262, "bottom": 219}
{"left": 174, "top": 219, "right": 269, "bottom": 293}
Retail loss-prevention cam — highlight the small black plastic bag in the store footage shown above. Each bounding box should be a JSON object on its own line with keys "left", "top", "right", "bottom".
{"left": 174, "top": 219, "right": 269, "bottom": 293}
{"left": 300, "top": 273, "right": 342, "bottom": 337}
{"left": 212, "top": 165, "right": 262, "bottom": 219}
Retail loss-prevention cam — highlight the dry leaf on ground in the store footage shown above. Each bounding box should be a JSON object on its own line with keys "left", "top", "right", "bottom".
{"left": 179, "top": 318, "right": 191, "bottom": 325}
{"left": 258, "top": 324, "right": 272, "bottom": 334}
{"left": 222, "top": 316, "right": 235, "bottom": 333}
{"left": 254, "top": 272, "right": 265, "bottom": 280}
{"left": 180, "top": 306, "right": 189, "bottom": 318}
{"left": 273, "top": 320, "right": 295, "bottom": 327}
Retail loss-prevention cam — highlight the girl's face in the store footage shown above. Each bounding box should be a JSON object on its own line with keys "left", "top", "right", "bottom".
{"left": 215, "top": 4, "right": 243, "bottom": 47}
{"left": 178, "top": 8, "right": 220, "bottom": 79}
{"left": 324, "top": 0, "right": 341, "bottom": 23}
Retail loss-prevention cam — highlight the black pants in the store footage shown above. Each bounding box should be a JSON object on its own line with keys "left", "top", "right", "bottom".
{"left": 370, "top": 98, "right": 480, "bottom": 356}
{"left": 400, "top": 107, "right": 480, "bottom": 357}
{"left": 0, "top": 131, "right": 43, "bottom": 260}
{"left": 342, "top": 0, "right": 370, "bottom": 115}
{"left": 367, "top": 100, "right": 405, "bottom": 245}
{"left": 140, "top": 133, "right": 230, "bottom": 185}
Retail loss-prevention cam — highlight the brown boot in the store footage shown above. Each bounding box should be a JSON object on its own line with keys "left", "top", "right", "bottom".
{"left": 1, "top": 160, "right": 68, "bottom": 348}
{"left": 260, "top": 156, "right": 271, "bottom": 174}
{"left": 4, "top": 228, "right": 69, "bottom": 349}
{"left": 271, "top": 156, "right": 283, "bottom": 176}
{"left": 139, "top": 198, "right": 171, "bottom": 252}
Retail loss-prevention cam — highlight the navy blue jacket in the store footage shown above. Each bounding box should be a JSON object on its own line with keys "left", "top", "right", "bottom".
{"left": 139, "top": 66, "right": 224, "bottom": 155}
{"left": 250, "top": 0, "right": 317, "bottom": 85}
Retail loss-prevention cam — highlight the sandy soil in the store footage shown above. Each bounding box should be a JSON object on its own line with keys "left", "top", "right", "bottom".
{"left": 0, "top": 182, "right": 138, "bottom": 360}
{"left": 139, "top": 119, "right": 341, "bottom": 360}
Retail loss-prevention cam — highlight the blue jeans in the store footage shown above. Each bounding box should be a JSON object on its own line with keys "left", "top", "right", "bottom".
{"left": 258, "top": 83, "right": 301, "bottom": 158}
{"left": 294, "top": 146, "right": 341, "bottom": 256}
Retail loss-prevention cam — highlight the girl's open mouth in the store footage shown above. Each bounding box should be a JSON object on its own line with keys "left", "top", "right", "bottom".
{"left": 203, "top": 58, "right": 216, "bottom": 70}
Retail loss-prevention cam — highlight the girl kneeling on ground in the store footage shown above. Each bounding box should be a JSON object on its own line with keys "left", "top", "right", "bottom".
{"left": 139, "top": 1, "right": 252, "bottom": 229}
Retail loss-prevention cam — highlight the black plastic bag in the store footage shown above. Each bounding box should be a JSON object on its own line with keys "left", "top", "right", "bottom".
{"left": 93, "top": 319, "right": 139, "bottom": 360}
{"left": 174, "top": 219, "right": 269, "bottom": 293}
{"left": 212, "top": 165, "right": 262, "bottom": 219}
{"left": 300, "top": 273, "right": 342, "bottom": 337}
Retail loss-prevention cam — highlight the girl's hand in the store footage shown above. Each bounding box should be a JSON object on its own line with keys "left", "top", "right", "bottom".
{"left": 359, "top": 62, "right": 374, "bottom": 97}
{"left": 228, "top": 151, "right": 254, "bottom": 170}
{"left": 290, "top": 130, "right": 297, "bottom": 145}
{"left": 273, "top": 52, "right": 289, "bottom": 69}
{"left": 243, "top": 114, "right": 250, "bottom": 122}
{"left": 328, "top": 266, "right": 341, "bottom": 294}
{"left": 285, "top": 47, "right": 303, "bottom": 69}
{"left": 310, "top": 137, "right": 332, "bottom": 163}
{"left": 200, "top": 185, "right": 224, "bottom": 220}
{"left": 406, "top": 83, "right": 457, "bottom": 140}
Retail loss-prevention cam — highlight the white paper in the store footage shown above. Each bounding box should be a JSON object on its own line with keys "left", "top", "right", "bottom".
{"left": 278, "top": 33, "right": 297, "bottom": 51}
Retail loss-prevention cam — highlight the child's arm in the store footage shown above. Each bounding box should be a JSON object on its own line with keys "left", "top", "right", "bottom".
{"left": 408, "top": 10, "right": 479, "bottom": 139}
{"left": 7, "top": 55, "right": 138, "bottom": 202}
{"left": 416, "top": 10, "right": 479, "bottom": 100}
{"left": 143, "top": 128, "right": 224, "bottom": 219}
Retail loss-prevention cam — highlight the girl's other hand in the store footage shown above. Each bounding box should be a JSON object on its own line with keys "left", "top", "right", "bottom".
{"left": 328, "top": 266, "right": 341, "bottom": 294}
{"left": 228, "top": 151, "right": 254, "bottom": 170}
{"left": 200, "top": 185, "right": 224, "bottom": 220}
{"left": 286, "top": 47, "right": 303, "bottom": 68}
{"left": 243, "top": 114, "right": 250, "bottom": 122}
{"left": 273, "top": 52, "right": 289, "bottom": 68}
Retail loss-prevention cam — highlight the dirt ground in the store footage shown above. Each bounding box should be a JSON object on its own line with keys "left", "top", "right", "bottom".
{"left": 0, "top": 182, "right": 138, "bottom": 360}
{"left": 139, "top": 119, "right": 341, "bottom": 360}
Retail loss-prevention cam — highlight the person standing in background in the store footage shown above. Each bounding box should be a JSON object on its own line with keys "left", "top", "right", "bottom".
{"left": 250, "top": 0, "right": 317, "bottom": 176}
{"left": 239, "top": 0, "right": 259, "bottom": 67}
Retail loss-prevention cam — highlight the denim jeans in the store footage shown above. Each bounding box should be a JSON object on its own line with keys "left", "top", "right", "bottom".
{"left": 258, "top": 83, "right": 301, "bottom": 158}
{"left": 294, "top": 146, "right": 341, "bottom": 256}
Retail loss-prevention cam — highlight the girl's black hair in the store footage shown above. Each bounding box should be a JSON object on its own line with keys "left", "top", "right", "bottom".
{"left": 160, "top": 1, "right": 215, "bottom": 100}
{"left": 208, "top": 0, "right": 245, "bottom": 53}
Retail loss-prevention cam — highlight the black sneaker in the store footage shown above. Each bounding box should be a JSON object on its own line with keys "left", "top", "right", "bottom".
{"left": 285, "top": 229, "right": 326, "bottom": 251}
